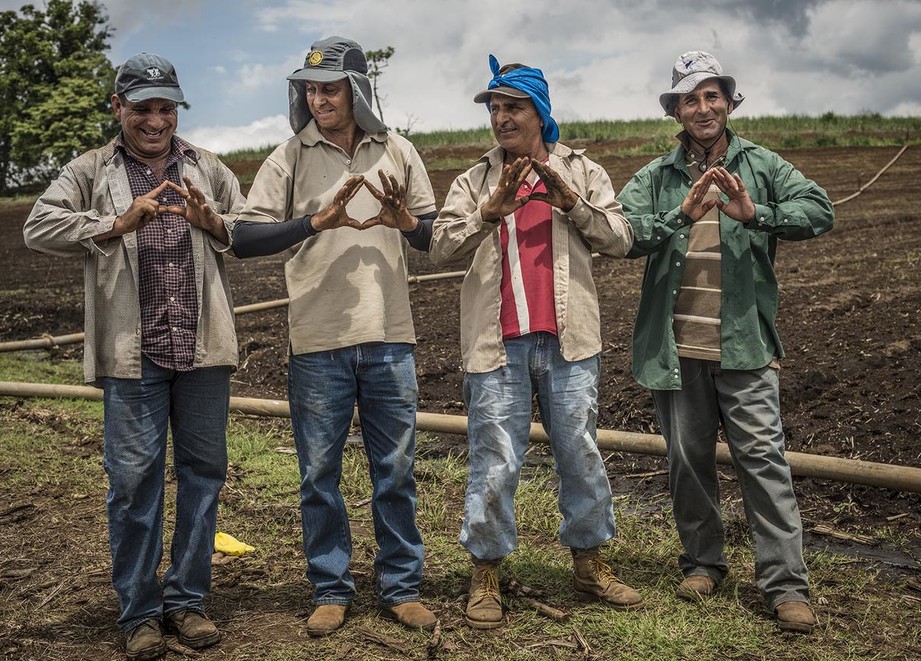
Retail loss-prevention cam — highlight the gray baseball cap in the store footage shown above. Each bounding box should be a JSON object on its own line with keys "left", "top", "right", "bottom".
{"left": 115, "top": 52, "right": 184, "bottom": 103}
{"left": 659, "top": 50, "right": 743, "bottom": 116}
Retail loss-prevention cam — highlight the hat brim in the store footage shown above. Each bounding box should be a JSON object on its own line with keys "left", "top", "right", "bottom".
{"left": 473, "top": 85, "right": 531, "bottom": 104}
{"left": 287, "top": 68, "right": 349, "bottom": 83}
{"left": 123, "top": 86, "right": 184, "bottom": 103}
{"left": 659, "top": 73, "right": 742, "bottom": 115}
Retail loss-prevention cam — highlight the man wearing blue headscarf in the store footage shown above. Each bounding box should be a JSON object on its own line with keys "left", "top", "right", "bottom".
{"left": 431, "top": 56, "right": 640, "bottom": 629}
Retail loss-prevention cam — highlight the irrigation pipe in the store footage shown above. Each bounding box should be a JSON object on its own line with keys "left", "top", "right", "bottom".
{"left": 1, "top": 143, "right": 906, "bottom": 354}
{"left": 831, "top": 145, "right": 908, "bottom": 207}
{"left": 2, "top": 380, "right": 920, "bottom": 494}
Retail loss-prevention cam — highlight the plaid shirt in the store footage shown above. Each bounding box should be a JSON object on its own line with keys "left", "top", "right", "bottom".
{"left": 117, "top": 136, "right": 198, "bottom": 370}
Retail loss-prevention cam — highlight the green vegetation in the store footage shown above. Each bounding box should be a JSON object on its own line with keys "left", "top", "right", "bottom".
{"left": 2, "top": 350, "right": 918, "bottom": 659}
{"left": 220, "top": 113, "right": 921, "bottom": 168}
{"left": 0, "top": 0, "right": 117, "bottom": 193}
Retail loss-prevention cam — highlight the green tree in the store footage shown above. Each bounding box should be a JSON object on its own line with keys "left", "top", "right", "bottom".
{"left": 365, "top": 46, "right": 395, "bottom": 125}
{"left": 0, "top": 0, "right": 117, "bottom": 193}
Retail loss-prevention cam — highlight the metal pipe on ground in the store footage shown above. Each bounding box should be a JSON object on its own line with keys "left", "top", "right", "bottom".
{"left": 2, "top": 380, "right": 920, "bottom": 494}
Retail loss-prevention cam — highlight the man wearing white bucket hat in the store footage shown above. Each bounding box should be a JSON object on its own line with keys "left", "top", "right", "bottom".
{"left": 618, "top": 50, "right": 834, "bottom": 634}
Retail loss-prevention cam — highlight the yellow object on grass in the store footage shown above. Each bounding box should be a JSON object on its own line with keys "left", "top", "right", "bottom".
{"left": 214, "top": 531, "right": 255, "bottom": 556}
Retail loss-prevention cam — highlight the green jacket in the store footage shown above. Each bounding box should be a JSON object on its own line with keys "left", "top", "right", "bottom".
{"left": 618, "top": 131, "right": 834, "bottom": 391}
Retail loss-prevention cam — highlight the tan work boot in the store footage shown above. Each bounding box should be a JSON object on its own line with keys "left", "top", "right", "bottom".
{"left": 306, "top": 604, "right": 349, "bottom": 637}
{"left": 676, "top": 574, "right": 718, "bottom": 602}
{"left": 382, "top": 601, "right": 437, "bottom": 630}
{"left": 775, "top": 600, "right": 817, "bottom": 634}
{"left": 572, "top": 551, "right": 644, "bottom": 609}
{"left": 164, "top": 610, "right": 221, "bottom": 649}
{"left": 125, "top": 619, "right": 166, "bottom": 660}
{"left": 465, "top": 561, "right": 503, "bottom": 629}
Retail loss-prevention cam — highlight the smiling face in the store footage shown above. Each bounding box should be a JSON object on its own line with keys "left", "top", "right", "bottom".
{"left": 306, "top": 79, "right": 356, "bottom": 134}
{"left": 489, "top": 93, "right": 545, "bottom": 160}
{"left": 674, "top": 79, "right": 732, "bottom": 145}
{"left": 112, "top": 94, "right": 178, "bottom": 160}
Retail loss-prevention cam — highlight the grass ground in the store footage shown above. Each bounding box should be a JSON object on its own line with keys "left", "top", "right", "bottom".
{"left": 2, "top": 351, "right": 919, "bottom": 659}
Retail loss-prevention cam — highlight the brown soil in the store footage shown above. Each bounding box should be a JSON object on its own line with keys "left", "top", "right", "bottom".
{"left": 1, "top": 142, "right": 920, "bottom": 657}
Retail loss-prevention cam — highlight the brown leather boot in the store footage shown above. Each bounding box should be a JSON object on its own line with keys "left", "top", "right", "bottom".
{"left": 382, "top": 601, "right": 437, "bottom": 630}
{"left": 125, "top": 619, "right": 166, "bottom": 660}
{"left": 465, "top": 561, "right": 503, "bottom": 629}
{"left": 775, "top": 601, "right": 817, "bottom": 634}
{"left": 164, "top": 610, "right": 221, "bottom": 649}
{"left": 572, "top": 550, "right": 644, "bottom": 609}
{"left": 676, "top": 574, "right": 718, "bottom": 602}
{"left": 306, "top": 604, "right": 349, "bottom": 637}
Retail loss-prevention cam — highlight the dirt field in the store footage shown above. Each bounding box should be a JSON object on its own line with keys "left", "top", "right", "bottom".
{"left": 1, "top": 141, "right": 920, "bottom": 657}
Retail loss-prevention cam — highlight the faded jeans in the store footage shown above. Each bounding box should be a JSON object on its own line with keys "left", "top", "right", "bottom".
{"left": 102, "top": 357, "right": 230, "bottom": 632}
{"left": 288, "top": 343, "right": 425, "bottom": 606}
{"left": 460, "top": 332, "right": 616, "bottom": 561}
{"left": 653, "top": 357, "right": 810, "bottom": 609}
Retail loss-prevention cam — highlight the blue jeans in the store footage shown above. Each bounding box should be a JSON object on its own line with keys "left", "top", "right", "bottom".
{"left": 460, "top": 332, "right": 616, "bottom": 561}
{"left": 288, "top": 343, "right": 424, "bottom": 606}
{"left": 102, "top": 357, "right": 230, "bottom": 632}
{"left": 652, "top": 357, "right": 810, "bottom": 609}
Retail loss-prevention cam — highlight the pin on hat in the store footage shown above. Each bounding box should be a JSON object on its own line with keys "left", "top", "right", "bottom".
{"left": 658, "top": 50, "right": 743, "bottom": 116}
{"left": 287, "top": 35, "right": 369, "bottom": 82}
{"left": 115, "top": 52, "right": 184, "bottom": 103}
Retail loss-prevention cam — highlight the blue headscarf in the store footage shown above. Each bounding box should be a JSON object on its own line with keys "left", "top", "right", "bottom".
{"left": 483, "top": 54, "right": 560, "bottom": 143}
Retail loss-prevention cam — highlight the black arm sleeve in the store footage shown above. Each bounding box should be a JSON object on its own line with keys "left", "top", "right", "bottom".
{"left": 401, "top": 212, "right": 437, "bottom": 252}
{"left": 232, "top": 216, "right": 317, "bottom": 258}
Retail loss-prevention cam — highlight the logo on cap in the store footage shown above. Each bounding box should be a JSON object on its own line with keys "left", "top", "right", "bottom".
{"left": 146, "top": 67, "right": 163, "bottom": 80}
{"left": 307, "top": 50, "right": 323, "bottom": 66}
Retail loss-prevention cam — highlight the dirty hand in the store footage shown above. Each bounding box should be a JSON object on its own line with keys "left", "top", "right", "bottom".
{"left": 362, "top": 169, "right": 417, "bottom": 231}
{"left": 480, "top": 157, "right": 533, "bottom": 223}
{"left": 528, "top": 158, "right": 578, "bottom": 212}
{"left": 162, "top": 177, "right": 228, "bottom": 242}
{"left": 310, "top": 176, "right": 367, "bottom": 231}
{"left": 112, "top": 180, "right": 170, "bottom": 236}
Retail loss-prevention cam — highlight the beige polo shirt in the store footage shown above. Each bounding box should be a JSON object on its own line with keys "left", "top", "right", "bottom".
{"left": 237, "top": 121, "right": 436, "bottom": 354}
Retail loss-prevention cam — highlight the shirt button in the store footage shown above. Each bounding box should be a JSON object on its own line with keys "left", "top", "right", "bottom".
{"left": 172, "top": 326, "right": 178, "bottom": 332}
{"left": 674, "top": 368, "right": 680, "bottom": 373}
{"left": 169, "top": 296, "right": 175, "bottom": 302}
{"left": 346, "top": 159, "right": 351, "bottom": 165}
{"left": 679, "top": 234, "right": 685, "bottom": 239}
{"left": 167, "top": 228, "right": 173, "bottom": 233}
{"left": 676, "top": 261, "right": 681, "bottom": 266}
{"left": 168, "top": 262, "right": 174, "bottom": 267}
{"left": 672, "top": 290, "right": 678, "bottom": 295}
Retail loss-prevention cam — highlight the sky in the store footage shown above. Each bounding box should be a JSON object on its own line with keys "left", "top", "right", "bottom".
{"left": 5, "top": 0, "right": 921, "bottom": 153}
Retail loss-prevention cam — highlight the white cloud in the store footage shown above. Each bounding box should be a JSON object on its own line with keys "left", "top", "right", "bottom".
{"left": 182, "top": 115, "right": 292, "bottom": 154}
{"left": 1, "top": 0, "right": 917, "bottom": 152}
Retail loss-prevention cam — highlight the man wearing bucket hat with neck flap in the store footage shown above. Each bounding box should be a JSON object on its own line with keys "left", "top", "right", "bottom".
{"left": 430, "top": 55, "right": 640, "bottom": 629}
{"left": 24, "top": 52, "right": 245, "bottom": 659}
{"left": 229, "top": 36, "right": 437, "bottom": 636}
{"left": 618, "top": 50, "right": 834, "bottom": 634}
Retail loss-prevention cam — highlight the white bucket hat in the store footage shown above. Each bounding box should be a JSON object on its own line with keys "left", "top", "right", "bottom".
{"left": 659, "top": 50, "right": 744, "bottom": 116}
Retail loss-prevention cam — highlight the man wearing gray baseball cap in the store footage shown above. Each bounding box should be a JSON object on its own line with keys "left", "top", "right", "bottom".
{"left": 618, "top": 50, "right": 834, "bottom": 634}
{"left": 25, "top": 52, "right": 244, "bottom": 659}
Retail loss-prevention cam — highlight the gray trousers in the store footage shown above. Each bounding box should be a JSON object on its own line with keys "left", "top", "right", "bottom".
{"left": 652, "top": 357, "right": 810, "bottom": 609}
